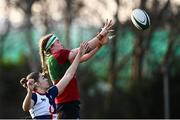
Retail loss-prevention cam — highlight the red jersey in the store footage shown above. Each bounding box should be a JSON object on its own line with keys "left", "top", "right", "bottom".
{"left": 46, "top": 49, "right": 80, "bottom": 104}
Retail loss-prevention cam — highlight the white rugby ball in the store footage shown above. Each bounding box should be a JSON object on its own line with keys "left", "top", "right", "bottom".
{"left": 131, "top": 9, "right": 150, "bottom": 30}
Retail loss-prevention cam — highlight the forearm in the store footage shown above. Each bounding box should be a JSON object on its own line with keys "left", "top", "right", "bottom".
{"left": 80, "top": 47, "right": 100, "bottom": 62}
{"left": 22, "top": 90, "right": 32, "bottom": 111}
{"left": 87, "top": 34, "right": 103, "bottom": 50}
{"left": 69, "top": 35, "right": 103, "bottom": 61}
{"left": 65, "top": 52, "right": 80, "bottom": 77}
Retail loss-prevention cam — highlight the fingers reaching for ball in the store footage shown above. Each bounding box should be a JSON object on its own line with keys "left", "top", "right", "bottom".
{"left": 100, "top": 19, "right": 114, "bottom": 36}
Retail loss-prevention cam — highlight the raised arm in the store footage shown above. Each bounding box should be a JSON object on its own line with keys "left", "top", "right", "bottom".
{"left": 68, "top": 19, "right": 113, "bottom": 61}
{"left": 22, "top": 79, "right": 35, "bottom": 111}
{"left": 55, "top": 42, "right": 88, "bottom": 94}
{"left": 71, "top": 34, "right": 109, "bottom": 62}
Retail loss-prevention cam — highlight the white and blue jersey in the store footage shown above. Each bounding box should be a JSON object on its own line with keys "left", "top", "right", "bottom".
{"left": 29, "top": 86, "right": 58, "bottom": 119}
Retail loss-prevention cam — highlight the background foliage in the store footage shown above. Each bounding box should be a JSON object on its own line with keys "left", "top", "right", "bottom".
{"left": 0, "top": 0, "right": 179, "bottom": 118}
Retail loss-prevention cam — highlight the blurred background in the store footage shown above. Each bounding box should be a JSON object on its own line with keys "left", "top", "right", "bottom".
{"left": 0, "top": 0, "right": 180, "bottom": 118}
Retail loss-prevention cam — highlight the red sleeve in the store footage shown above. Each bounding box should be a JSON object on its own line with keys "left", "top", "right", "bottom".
{"left": 52, "top": 49, "right": 70, "bottom": 64}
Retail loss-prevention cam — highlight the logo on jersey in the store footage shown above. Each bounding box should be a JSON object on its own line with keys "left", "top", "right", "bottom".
{"left": 41, "top": 98, "right": 46, "bottom": 101}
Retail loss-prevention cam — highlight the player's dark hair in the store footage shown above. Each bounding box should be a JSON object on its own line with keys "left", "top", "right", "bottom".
{"left": 20, "top": 72, "right": 40, "bottom": 88}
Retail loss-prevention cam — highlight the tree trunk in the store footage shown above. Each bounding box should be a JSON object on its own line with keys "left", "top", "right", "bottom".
{"left": 64, "top": 0, "right": 73, "bottom": 48}
{"left": 25, "top": 0, "right": 38, "bottom": 71}
{"left": 160, "top": 28, "right": 177, "bottom": 118}
{"left": 132, "top": 36, "right": 141, "bottom": 81}
{"left": 104, "top": 0, "right": 120, "bottom": 116}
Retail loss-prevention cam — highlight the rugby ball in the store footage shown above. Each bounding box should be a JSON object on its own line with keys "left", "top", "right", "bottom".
{"left": 131, "top": 9, "right": 150, "bottom": 30}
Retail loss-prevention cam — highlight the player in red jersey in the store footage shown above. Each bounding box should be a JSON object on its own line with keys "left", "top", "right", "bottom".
{"left": 39, "top": 19, "right": 113, "bottom": 118}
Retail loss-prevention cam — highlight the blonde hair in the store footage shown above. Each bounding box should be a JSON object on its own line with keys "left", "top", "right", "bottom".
{"left": 39, "top": 34, "right": 53, "bottom": 75}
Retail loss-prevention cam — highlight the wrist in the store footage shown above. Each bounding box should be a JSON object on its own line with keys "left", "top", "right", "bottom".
{"left": 97, "top": 41, "right": 103, "bottom": 48}
{"left": 27, "top": 88, "right": 33, "bottom": 93}
{"left": 100, "top": 28, "right": 108, "bottom": 36}
{"left": 96, "top": 34, "right": 104, "bottom": 41}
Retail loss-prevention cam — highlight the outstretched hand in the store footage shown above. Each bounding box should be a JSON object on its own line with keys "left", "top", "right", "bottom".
{"left": 99, "top": 19, "right": 113, "bottom": 36}
{"left": 79, "top": 41, "right": 89, "bottom": 57}
{"left": 98, "top": 19, "right": 114, "bottom": 45}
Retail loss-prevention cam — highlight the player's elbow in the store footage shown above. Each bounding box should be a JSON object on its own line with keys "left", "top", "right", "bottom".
{"left": 22, "top": 105, "right": 30, "bottom": 112}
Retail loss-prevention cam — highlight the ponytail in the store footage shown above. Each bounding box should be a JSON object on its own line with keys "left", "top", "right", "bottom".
{"left": 40, "top": 46, "right": 48, "bottom": 75}
{"left": 39, "top": 34, "right": 53, "bottom": 75}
